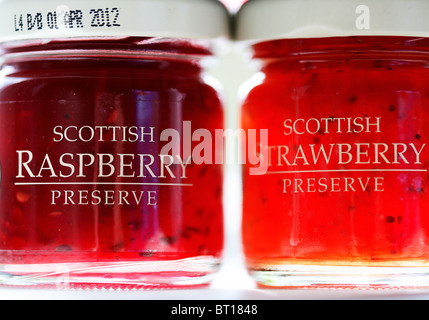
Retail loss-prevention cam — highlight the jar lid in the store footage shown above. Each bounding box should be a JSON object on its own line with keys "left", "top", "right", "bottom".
{"left": 236, "top": 0, "right": 429, "bottom": 41}
{"left": 0, "top": 0, "right": 230, "bottom": 43}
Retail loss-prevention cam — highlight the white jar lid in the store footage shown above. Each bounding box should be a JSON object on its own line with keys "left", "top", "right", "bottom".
{"left": 236, "top": 0, "right": 429, "bottom": 41}
{"left": 0, "top": 0, "right": 230, "bottom": 43}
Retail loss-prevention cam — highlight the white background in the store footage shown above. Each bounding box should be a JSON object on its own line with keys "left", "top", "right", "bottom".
{"left": 2, "top": 0, "right": 429, "bottom": 300}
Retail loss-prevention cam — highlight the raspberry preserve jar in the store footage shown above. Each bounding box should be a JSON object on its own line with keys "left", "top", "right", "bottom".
{"left": 0, "top": 0, "right": 229, "bottom": 289}
{"left": 237, "top": 0, "right": 429, "bottom": 288}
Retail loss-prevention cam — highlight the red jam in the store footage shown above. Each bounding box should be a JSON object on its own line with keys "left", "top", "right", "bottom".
{"left": 0, "top": 38, "right": 224, "bottom": 289}
{"left": 241, "top": 36, "right": 429, "bottom": 287}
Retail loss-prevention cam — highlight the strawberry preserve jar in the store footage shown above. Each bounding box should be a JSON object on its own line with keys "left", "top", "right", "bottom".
{"left": 0, "top": 0, "right": 229, "bottom": 289}
{"left": 237, "top": 0, "right": 429, "bottom": 288}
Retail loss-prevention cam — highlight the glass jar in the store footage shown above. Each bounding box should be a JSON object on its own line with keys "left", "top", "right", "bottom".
{"left": 237, "top": 0, "right": 429, "bottom": 288}
{"left": 0, "top": 0, "right": 229, "bottom": 289}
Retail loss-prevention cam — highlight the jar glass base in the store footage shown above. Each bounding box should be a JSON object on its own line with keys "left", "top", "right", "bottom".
{"left": 0, "top": 256, "right": 220, "bottom": 290}
{"left": 249, "top": 262, "right": 429, "bottom": 289}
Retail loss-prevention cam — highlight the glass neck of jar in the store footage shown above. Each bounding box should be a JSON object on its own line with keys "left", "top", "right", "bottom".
{"left": 0, "top": 37, "right": 215, "bottom": 65}
{"left": 250, "top": 36, "right": 429, "bottom": 68}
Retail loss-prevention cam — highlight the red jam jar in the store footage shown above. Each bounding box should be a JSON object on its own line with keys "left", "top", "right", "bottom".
{"left": 0, "top": 0, "right": 229, "bottom": 289}
{"left": 237, "top": 0, "right": 429, "bottom": 288}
